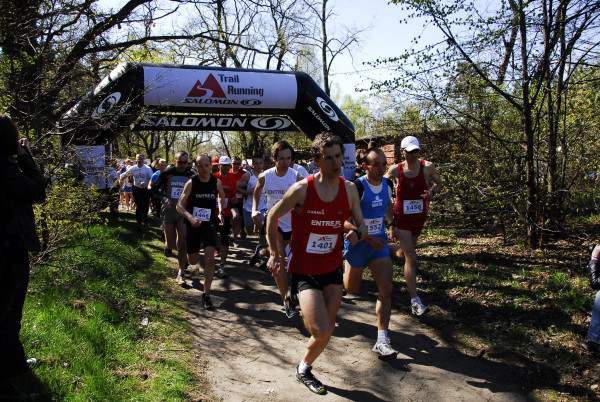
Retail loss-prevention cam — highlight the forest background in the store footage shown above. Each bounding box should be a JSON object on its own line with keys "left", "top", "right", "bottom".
{"left": 3, "top": 0, "right": 600, "bottom": 399}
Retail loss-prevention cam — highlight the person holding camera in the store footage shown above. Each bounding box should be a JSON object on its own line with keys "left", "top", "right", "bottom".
{"left": 581, "top": 244, "right": 600, "bottom": 352}
{"left": 0, "top": 115, "right": 46, "bottom": 397}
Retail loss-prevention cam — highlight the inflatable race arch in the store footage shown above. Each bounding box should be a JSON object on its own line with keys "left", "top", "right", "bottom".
{"left": 60, "top": 63, "right": 357, "bottom": 183}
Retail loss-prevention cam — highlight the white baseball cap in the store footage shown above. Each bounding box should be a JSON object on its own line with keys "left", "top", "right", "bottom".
{"left": 401, "top": 136, "right": 420, "bottom": 152}
{"left": 219, "top": 156, "right": 232, "bottom": 165}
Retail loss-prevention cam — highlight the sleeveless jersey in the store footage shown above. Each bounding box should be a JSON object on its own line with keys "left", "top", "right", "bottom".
{"left": 243, "top": 174, "right": 266, "bottom": 212}
{"left": 214, "top": 172, "right": 236, "bottom": 217}
{"left": 394, "top": 159, "right": 429, "bottom": 219}
{"left": 263, "top": 167, "right": 297, "bottom": 232}
{"left": 288, "top": 176, "right": 350, "bottom": 275}
{"left": 185, "top": 175, "right": 219, "bottom": 225}
{"left": 358, "top": 176, "right": 391, "bottom": 237}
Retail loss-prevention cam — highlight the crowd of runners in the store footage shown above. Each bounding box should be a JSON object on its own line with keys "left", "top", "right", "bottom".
{"left": 115, "top": 132, "right": 442, "bottom": 395}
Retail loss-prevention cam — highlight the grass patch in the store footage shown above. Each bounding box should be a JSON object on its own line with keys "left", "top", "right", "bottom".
{"left": 16, "top": 212, "right": 206, "bottom": 400}
{"left": 388, "top": 220, "right": 600, "bottom": 400}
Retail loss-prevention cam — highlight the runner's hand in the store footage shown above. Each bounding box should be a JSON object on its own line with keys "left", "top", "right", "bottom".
{"left": 365, "top": 235, "right": 387, "bottom": 251}
{"left": 190, "top": 217, "right": 202, "bottom": 228}
{"left": 389, "top": 227, "right": 399, "bottom": 242}
{"left": 421, "top": 189, "right": 433, "bottom": 200}
{"left": 218, "top": 212, "right": 224, "bottom": 225}
{"left": 267, "top": 254, "right": 282, "bottom": 277}
{"left": 252, "top": 211, "right": 263, "bottom": 227}
{"left": 344, "top": 230, "right": 360, "bottom": 246}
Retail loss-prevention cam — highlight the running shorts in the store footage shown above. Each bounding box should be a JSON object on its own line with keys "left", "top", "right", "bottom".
{"left": 292, "top": 266, "right": 343, "bottom": 292}
{"left": 394, "top": 215, "right": 427, "bottom": 237}
{"left": 217, "top": 216, "right": 232, "bottom": 247}
{"left": 343, "top": 234, "right": 390, "bottom": 268}
{"left": 186, "top": 223, "right": 217, "bottom": 253}
{"left": 161, "top": 205, "right": 184, "bottom": 224}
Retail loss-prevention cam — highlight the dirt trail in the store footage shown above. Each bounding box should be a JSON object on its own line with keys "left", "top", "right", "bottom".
{"left": 177, "top": 238, "right": 529, "bottom": 401}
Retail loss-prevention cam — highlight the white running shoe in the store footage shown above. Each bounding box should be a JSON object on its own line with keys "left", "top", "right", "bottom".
{"left": 175, "top": 274, "right": 184, "bottom": 285}
{"left": 411, "top": 297, "right": 430, "bottom": 316}
{"left": 372, "top": 338, "right": 398, "bottom": 356}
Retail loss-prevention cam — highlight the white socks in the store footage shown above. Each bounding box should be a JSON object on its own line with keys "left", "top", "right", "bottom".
{"left": 298, "top": 360, "right": 310, "bottom": 374}
{"left": 377, "top": 330, "right": 388, "bottom": 343}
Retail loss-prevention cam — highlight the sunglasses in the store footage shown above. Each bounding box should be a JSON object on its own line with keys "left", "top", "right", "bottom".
{"left": 405, "top": 149, "right": 420, "bottom": 154}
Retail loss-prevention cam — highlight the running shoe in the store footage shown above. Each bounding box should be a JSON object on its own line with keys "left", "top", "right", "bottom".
{"left": 175, "top": 274, "right": 184, "bottom": 285}
{"left": 249, "top": 245, "right": 264, "bottom": 266}
{"left": 215, "top": 266, "right": 229, "bottom": 279}
{"left": 202, "top": 293, "right": 214, "bottom": 310}
{"left": 372, "top": 338, "right": 398, "bottom": 357}
{"left": 284, "top": 303, "right": 299, "bottom": 318}
{"left": 411, "top": 297, "right": 430, "bottom": 316}
{"left": 295, "top": 366, "right": 326, "bottom": 395}
{"left": 285, "top": 288, "right": 299, "bottom": 310}
{"left": 581, "top": 340, "right": 600, "bottom": 353}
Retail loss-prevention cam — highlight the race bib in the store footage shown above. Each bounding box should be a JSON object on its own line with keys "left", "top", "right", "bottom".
{"left": 403, "top": 199, "right": 423, "bottom": 214}
{"left": 306, "top": 233, "right": 337, "bottom": 254}
{"left": 366, "top": 217, "right": 384, "bottom": 235}
{"left": 171, "top": 186, "right": 183, "bottom": 199}
{"left": 192, "top": 207, "right": 211, "bottom": 222}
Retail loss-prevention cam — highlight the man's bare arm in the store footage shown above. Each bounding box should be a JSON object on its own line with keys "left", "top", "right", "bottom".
{"left": 252, "top": 174, "right": 265, "bottom": 214}
{"left": 236, "top": 172, "right": 251, "bottom": 196}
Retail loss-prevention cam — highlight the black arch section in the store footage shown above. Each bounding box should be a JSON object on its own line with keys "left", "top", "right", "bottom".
{"left": 59, "top": 63, "right": 355, "bottom": 145}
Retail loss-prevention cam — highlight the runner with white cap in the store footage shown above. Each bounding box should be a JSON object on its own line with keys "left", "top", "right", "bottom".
{"left": 385, "top": 136, "right": 442, "bottom": 316}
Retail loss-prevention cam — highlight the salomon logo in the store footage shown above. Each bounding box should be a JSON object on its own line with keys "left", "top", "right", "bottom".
{"left": 250, "top": 117, "right": 292, "bottom": 130}
{"left": 316, "top": 97, "right": 339, "bottom": 122}
{"left": 93, "top": 92, "right": 121, "bottom": 117}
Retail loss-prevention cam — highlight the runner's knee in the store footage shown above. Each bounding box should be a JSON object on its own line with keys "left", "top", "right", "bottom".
{"left": 378, "top": 280, "right": 393, "bottom": 299}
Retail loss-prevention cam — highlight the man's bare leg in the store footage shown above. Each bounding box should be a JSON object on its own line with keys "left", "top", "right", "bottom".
{"left": 343, "top": 260, "right": 364, "bottom": 294}
{"left": 298, "top": 284, "right": 343, "bottom": 366}
{"left": 396, "top": 229, "right": 429, "bottom": 315}
{"left": 175, "top": 221, "right": 187, "bottom": 270}
{"left": 369, "top": 258, "right": 393, "bottom": 331}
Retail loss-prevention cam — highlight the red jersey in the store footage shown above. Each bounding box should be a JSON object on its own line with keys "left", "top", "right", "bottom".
{"left": 288, "top": 175, "right": 350, "bottom": 275}
{"left": 229, "top": 168, "right": 246, "bottom": 204}
{"left": 393, "top": 159, "right": 429, "bottom": 220}
{"left": 214, "top": 172, "right": 237, "bottom": 217}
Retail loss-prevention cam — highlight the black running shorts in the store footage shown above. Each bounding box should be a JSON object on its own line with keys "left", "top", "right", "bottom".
{"left": 292, "top": 266, "right": 343, "bottom": 292}
{"left": 217, "top": 216, "right": 231, "bottom": 247}
{"left": 186, "top": 223, "right": 217, "bottom": 254}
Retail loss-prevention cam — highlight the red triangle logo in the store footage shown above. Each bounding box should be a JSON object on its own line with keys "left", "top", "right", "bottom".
{"left": 187, "top": 74, "right": 227, "bottom": 98}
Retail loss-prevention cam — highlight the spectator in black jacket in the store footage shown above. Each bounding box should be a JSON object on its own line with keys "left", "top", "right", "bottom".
{"left": 581, "top": 244, "right": 600, "bottom": 352}
{"left": 0, "top": 115, "right": 46, "bottom": 397}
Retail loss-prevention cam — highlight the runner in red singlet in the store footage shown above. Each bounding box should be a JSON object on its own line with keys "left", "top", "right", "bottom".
{"left": 213, "top": 156, "right": 238, "bottom": 278}
{"left": 266, "top": 132, "right": 381, "bottom": 395}
{"left": 385, "top": 135, "right": 442, "bottom": 316}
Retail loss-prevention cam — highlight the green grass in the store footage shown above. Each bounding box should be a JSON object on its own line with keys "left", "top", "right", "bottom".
{"left": 385, "top": 221, "right": 600, "bottom": 400}
{"left": 16, "top": 212, "right": 202, "bottom": 401}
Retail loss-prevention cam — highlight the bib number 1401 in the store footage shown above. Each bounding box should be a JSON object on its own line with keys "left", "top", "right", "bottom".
{"left": 306, "top": 233, "right": 337, "bottom": 254}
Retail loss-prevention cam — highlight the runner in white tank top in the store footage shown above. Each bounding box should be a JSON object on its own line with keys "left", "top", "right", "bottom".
{"left": 252, "top": 141, "right": 303, "bottom": 317}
